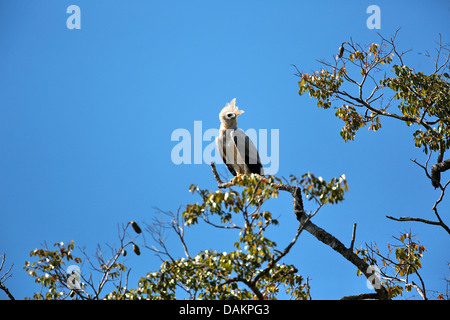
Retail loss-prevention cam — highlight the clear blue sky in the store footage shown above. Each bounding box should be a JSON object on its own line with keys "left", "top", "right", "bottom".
{"left": 1, "top": 0, "right": 449, "bottom": 300}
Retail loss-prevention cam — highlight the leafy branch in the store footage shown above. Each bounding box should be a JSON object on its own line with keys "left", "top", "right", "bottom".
{"left": 296, "top": 30, "right": 450, "bottom": 235}
{"left": 210, "top": 164, "right": 390, "bottom": 300}
{"left": 356, "top": 232, "right": 427, "bottom": 299}
{"left": 24, "top": 222, "right": 143, "bottom": 300}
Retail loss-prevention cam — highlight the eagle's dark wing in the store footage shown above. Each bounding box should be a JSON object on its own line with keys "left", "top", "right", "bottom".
{"left": 231, "top": 129, "right": 264, "bottom": 175}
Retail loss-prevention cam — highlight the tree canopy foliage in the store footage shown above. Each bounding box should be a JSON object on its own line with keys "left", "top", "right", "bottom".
{"left": 1, "top": 32, "right": 449, "bottom": 300}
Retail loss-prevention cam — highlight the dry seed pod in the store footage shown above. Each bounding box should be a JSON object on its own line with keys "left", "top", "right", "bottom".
{"left": 133, "top": 244, "right": 141, "bottom": 256}
{"left": 130, "top": 221, "right": 142, "bottom": 234}
{"left": 122, "top": 249, "right": 127, "bottom": 256}
{"left": 337, "top": 42, "right": 345, "bottom": 59}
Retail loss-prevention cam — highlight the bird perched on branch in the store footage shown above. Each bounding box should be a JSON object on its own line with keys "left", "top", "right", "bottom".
{"left": 215, "top": 98, "right": 264, "bottom": 176}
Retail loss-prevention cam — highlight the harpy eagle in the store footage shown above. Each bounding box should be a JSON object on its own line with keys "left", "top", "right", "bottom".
{"left": 215, "top": 98, "right": 264, "bottom": 176}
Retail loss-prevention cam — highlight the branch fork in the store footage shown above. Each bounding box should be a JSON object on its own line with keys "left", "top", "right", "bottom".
{"left": 210, "top": 162, "right": 390, "bottom": 300}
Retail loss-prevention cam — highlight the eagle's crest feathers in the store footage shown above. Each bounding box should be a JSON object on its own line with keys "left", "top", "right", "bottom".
{"left": 219, "top": 98, "right": 244, "bottom": 119}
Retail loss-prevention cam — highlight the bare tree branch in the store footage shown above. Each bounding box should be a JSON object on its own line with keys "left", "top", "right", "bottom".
{"left": 350, "top": 223, "right": 357, "bottom": 252}
{"left": 430, "top": 159, "right": 450, "bottom": 189}
{"left": 340, "top": 293, "right": 380, "bottom": 300}
{"left": 386, "top": 215, "right": 443, "bottom": 227}
{"left": 0, "top": 254, "right": 15, "bottom": 300}
{"left": 387, "top": 158, "right": 450, "bottom": 234}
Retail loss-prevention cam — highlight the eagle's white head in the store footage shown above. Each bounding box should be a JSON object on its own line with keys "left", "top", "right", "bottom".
{"left": 219, "top": 98, "right": 244, "bottom": 130}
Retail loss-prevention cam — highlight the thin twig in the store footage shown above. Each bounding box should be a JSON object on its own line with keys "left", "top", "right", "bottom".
{"left": 0, "top": 254, "right": 15, "bottom": 300}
